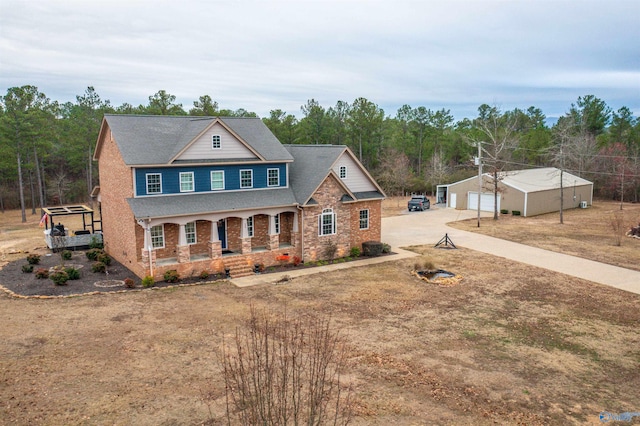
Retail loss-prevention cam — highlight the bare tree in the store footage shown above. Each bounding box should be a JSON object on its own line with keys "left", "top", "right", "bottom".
{"left": 219, "top": 305, "right": 353, "bottom": 425}
{"left": 471, "top": 105, "right": 519, "bottom": 220}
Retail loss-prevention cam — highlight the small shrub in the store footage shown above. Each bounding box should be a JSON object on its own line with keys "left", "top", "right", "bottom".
{"left": 92, "top": 261, "right": 106, "bottom": 273}
{"left": 323, "top": 240, "right": 338, "bottom": 260}
{"left": 50, "top": 270, "right": 69, "bottom": 286}
{"left": 61, "top": 250, "right": 73, "bottom": 261}
{"left": 97, "top": 253, "right": 111, "bottom": 266}
{"left": 65, "top": 267, "right": 80, "bottom": 280}
{"left": 89, "top": 236, "right": 103, "bottom": 249}
{"left": 27, "top": 254, "right": 41, "bottom": 265}
{"left": 142, "top": 276, "right": 155, "bottom": 288}
{"left": 423, "top": 259, "right": 435, "bottom": 270}
{"left": 382, "top": 243, "right": 391, "bottom": 254}
{"left": 349, "top": 247, "right": 361, "bottom": 258}
{"left": 334, "top": 258, "right": 345, "bottom": 263}
{"left": 292, "top": 255, "right": 301, "bottom": 266}
{"left": 124, "top": 278, "right": 136, "bottom": 288}
{"left": 500, "top": 209, "right": 509, "bottom": 215}
{"left": 22, "top": 264, "right": 34, "bottom": 273}
{"left": 35, "top": 268, "right": 49, "bottom": 279}
{"left": 86, "top": 248, "right": 103, "bottom": 261}
{"left": 164, "top": 269, "right": 180, "bottom": 283}
{"left": 199, "top": 270, "right": 210, "bottom": 280}
{"left": 512, "top": 210, "right": 521, "bottom": 216}
{"left": 362, "top": 241, "right": 383, "bottom": 257}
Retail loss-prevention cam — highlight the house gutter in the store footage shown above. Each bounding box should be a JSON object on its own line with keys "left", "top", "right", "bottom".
{"left": 137, "top": 218, "right": 153, "bottom": 278}
{"left": 297, "top": 205, "right": 304, "bottom": 262}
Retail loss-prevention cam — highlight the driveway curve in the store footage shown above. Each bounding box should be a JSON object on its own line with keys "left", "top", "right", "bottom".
{"left": 383, "top": 205, "right": 640, "bottom": 295}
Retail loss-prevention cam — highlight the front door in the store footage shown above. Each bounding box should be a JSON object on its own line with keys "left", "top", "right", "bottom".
{"left": 217, "top": 219, "right": 227, "bottom": 250}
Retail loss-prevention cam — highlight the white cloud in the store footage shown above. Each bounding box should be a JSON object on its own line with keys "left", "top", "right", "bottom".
{"left": 1, "top": 0, "right": 638, "bottom": 119}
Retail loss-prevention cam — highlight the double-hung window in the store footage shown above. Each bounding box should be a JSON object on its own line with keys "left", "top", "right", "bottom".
{"left": 150, "top": 225, "right": 164, "bottom": 248}
{"left": 180, "top": 172, "right": 194, "bottom": 192}
{"left": 359, "top": 209, "right": 369, "bottom": 230}
{"left": 240, "top": 170, "right": 253, "bottom": 188}
{"left": 185, "top": 222, "right": 196, "bottom": 244}
{"left": 339, "top": 166, "right": 347, "bottom": 179}
{"left": 212, "top": 135, "right": 221, "bottom": 149}
{"left": 146, "top": 173, "right": 162, "bottom": 194}
{"left": 246, "top": 216, "right": 254, "bottom": 237}
{"left": 319, "top": 208, "right": 336, "bottom": 236}
{"left": 210, "top": 171, "right": 224, "bottom": 190}
{"left": 267, "top": 168, "right": 280, "bottom": 187}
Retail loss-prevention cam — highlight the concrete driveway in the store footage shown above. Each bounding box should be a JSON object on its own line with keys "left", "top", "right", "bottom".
{"left": 383, "top": 204, "right": 640, "bottom": 295}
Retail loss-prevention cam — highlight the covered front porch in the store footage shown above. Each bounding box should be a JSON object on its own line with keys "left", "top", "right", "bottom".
{"left": 137, "top": 208, "right": 300, "bottom": 279}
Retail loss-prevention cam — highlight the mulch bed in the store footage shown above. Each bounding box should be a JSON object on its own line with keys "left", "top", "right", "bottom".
{"left": 0, "top": 250, "right": 222, "bottom": 298}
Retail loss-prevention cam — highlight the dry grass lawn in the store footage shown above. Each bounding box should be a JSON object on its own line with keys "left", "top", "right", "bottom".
{"left": 447, "top": 200, "right": 640, "bottom": 271}
{"left": 1, "top": 204, "right": 639, "bottom": 425}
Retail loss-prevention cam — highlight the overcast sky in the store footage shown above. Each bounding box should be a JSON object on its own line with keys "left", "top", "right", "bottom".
{"left": 1, "top": 0, "right": 639, "bottom": 121}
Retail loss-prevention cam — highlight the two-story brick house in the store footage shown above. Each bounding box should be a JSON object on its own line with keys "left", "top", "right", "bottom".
{"left": 93, "top": 114, "right": 385, "bottom": 280}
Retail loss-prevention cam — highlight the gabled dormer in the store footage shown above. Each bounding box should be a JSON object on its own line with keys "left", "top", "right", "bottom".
{"left": 171, "top": 119, "right": 262, "bottom": 163}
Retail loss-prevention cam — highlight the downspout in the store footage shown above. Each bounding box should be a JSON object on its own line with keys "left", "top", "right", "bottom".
{"left": 140, "top": 218, "right": 153, "bottom": 278}
{"left": 147, "top": 221, "right": 153, "bottom": 278}
{"left": 296, "top": 205, "right": 304, "bottom": 262}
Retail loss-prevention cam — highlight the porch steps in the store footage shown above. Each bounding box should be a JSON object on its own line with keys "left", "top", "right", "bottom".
{"left": 223, "top": 257, "right": 254, "bottom": 278}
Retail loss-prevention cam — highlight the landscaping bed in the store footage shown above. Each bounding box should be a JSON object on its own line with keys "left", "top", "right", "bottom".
{"left": 0, "top": 249, "right": 223, "bottom": 298}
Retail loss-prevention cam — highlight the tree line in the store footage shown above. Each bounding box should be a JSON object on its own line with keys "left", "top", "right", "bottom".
{"left": 1, "top": 85, "right": 639, "bottom": 222}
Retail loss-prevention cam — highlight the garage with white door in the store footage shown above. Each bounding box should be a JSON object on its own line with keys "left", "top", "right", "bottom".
{"left": 439, "top": 168, "right": 593, "bottom": 217}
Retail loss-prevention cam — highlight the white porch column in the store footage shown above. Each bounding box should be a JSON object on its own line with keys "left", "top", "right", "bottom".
{"left": 241, "top": 218, "right": 249, "bottom": 238}
{"left": 210, "top": 220, "right": 220, "bottom": 242}
{"left": 178, "top": 223, "right": 187, "bottom": 246}
{"left": 292, "top": 210, "right": 299, "bottom": 232}
{"left": 208, "top": 220, "right": 222, "bottom": 260}
{"left": 269, "top": 214, "right": 277, "bottom": 235}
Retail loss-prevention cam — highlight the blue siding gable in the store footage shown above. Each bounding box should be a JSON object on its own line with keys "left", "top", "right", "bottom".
{"left": 135, "top": 164, "right": 287, "bottom": 196}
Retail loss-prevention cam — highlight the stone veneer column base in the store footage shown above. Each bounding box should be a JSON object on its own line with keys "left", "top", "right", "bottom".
{"left": 241, "top": 238, "right": 252, "bottom": 254}
{"left": 266, "top": 234, "right": 279, "bottom": 250}
{"left": 208, "top": 241, "right": 222, "bottom": 259}
{"left": 177, "top": 245, "right": 190, "bottom": 263}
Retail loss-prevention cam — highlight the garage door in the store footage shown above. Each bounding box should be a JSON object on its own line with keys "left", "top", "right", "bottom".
{"left": 468, "top": 192, "right": 499, "bottom": 212}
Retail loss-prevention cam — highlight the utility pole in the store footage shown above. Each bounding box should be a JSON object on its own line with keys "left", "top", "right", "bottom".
{"left": 476, "top": 142, "right": 482, "bottom": 228}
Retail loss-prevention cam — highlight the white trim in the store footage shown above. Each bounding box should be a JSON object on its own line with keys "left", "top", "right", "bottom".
{"left": 211, "top": 134, "right": 222, "bottom": 149}
{"left": 267, "top": 168, "right": 280, "bottom": 187}
{"left": 240, "top": 169, "right": 253, "bottom": 189}
{"left": 318, "top": 208, "right": 336, "bottom": 236}
{"left": 359, "top": 209, "right": 369, "bottom": 230}
{"left": 339, "top": 165, "right": 347, "bottom": 179}
{"left": 150, "top": 224, "right": 165, "bottom": 248}
{"left": 146, "top": 173, "right": 162, "bottom": 194}
{"left": 246, "top": 216, "right": 254, "bottom": 237}
{"left": 179, "top": 171, "right": 195, "bottom": 192}
{"left": 185, "top": 221, "right": 196, "bottom": 244}
{"left": 210, "top": 170, "right": 225, "bottom": 190}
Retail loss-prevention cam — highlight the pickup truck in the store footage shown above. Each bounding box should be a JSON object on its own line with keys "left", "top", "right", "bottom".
{"left": 408, "top": 195, "right": 430, "bottom": 211}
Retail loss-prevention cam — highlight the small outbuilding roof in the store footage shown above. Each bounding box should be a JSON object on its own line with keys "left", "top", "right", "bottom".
{"left": 498, "top": 167, "right": 592, "bottom": 193}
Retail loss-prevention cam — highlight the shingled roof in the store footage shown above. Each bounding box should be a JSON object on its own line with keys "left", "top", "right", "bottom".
{"left": 285, "top": 144, "right": 385, "bottom": 205}
{"left": 97, "top": 114, "right": 294, "bottom": 165}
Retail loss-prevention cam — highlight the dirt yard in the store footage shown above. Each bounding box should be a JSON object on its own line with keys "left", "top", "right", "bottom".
{"left": 1, "top": 203, "right": 639, "bottom": 425}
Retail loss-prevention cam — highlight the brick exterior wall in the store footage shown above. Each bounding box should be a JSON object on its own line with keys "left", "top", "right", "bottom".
{"left": 96, "top": 125, "right": 145, "bottom": 278}
{"left": 301, "top": 175, "right": 351, "bottom": 261}
{"left": 349, "top": 200, "right": 382, "bottom": 249}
